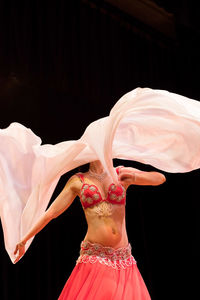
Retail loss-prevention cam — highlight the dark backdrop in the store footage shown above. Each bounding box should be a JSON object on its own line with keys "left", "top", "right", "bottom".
{"left": 0, "top": 1, "right": 198, "bottom": 299}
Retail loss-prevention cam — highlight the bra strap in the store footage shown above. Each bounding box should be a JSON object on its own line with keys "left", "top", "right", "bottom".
{"left": 77, "top": 173, "right": 85, "bottom": 183}
{"left": 116, "top": 166, "right": 124, "bottom": 175}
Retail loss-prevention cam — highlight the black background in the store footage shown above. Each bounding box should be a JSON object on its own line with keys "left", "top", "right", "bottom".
{"left": 0, "top": 1, "right": 199, "bottom": 299}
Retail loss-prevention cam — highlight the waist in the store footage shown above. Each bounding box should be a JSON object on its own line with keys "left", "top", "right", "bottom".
{"left": 76, "top": 240, "right": 137, "bottom": 269}
{"left": 80, "top": 240, "right": 132, "bottom": 260}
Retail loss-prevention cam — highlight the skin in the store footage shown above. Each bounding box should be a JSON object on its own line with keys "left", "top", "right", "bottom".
{"left": 14, "top": 161, "right": 166, "bottom": 263}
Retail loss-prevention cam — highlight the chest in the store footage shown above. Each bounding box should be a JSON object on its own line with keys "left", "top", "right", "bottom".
{"left": 80, "top": 182, "right": 126, "bottom": 209}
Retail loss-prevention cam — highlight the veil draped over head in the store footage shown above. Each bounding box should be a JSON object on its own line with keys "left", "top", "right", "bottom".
{"left": 1, "top": 87, "right": 200, "bottom": 263}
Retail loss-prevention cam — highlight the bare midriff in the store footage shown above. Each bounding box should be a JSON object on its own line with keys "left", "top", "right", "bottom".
{"left": 83, "top": 203, "right": 129, "bottom": 249}
{"left": 74, "top": 173, "right": 129, "bottom": 249}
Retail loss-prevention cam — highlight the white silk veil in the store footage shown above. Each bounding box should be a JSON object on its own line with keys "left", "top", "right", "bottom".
{"left": 1, "top": 87, "right": 200, "bottom": 263}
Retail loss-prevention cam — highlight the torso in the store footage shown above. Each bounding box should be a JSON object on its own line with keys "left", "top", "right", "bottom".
{"left": 73, "top": 170, "right": 129, "bottom": 249}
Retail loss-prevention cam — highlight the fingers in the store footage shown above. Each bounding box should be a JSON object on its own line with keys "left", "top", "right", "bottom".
{"left": 14, "top": 252, "right": 20, "bottom": 264}
{"left": 14, "top": 256, "right": 22, "bottom": 264}
{"left": 13, "top": 244, "right": 25, "bottom": 263}
{"left": 14, "top": 245, "right": 18, "bottom": 255}
{"left": 14, "top": 257, "right": 19, "bottom": 264}
{"left": 14, "top": 251, "right": 24, "bottom": 264}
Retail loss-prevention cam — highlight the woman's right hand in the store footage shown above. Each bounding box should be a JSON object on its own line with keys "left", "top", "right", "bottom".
{"left": 14, "top": 242, "right": 26, "bottom": 263}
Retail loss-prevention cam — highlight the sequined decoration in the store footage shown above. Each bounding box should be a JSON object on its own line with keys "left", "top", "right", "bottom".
{"left": 87, "top": 201, "right": 113, "bottom": 216}
{"left": 110, "top": 184, "right": 116, "bottom": 191}
{"left": 92, "top": 193, "right": 100, "bottom": 200}
{"left": 89, "top": 186, "right": 96, "bottom": 192}
{"left": 76, "top": 240, "right": 137, "bottom": 270}
{"left": 80, "top": 181, "right": 126, "bottom": 210}
{"left": 86, "top": 197, "right": 93, "bottom": 204}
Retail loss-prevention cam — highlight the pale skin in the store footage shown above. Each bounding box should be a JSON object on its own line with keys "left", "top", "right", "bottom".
{"left": 14, "top": 160, "right": 166, "bottom": 263}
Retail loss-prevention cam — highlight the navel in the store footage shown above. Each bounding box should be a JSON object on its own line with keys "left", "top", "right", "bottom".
{"left": 112, "top": 228, "right": 116, "bottom": 234}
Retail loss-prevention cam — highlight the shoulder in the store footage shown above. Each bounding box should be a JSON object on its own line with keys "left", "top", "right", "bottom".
{"left": 64, "top": 174, "right": 82, "bottom": 193}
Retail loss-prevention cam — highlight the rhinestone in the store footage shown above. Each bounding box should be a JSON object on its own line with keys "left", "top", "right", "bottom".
{"left": 83, "top": 241, "right": 87, "bottom": 246}
{"left": 92, "top": 193, "right": 100, "bottom": 200}
{"left": 87, "top": 249, "right": 93, "bottom": 255}
{"left": 100, "top": 253, "right": 105, "bottom": 258}
{"left": 86, "top": 197, "right": 93, "bottom": 204}
{"left": 94, "top": 245, "right": 100, "bottom": 250}
{"left": 107, "top": 248, "right": 114, "bottom": 254}
{"left": 82, "top": 195, "right": 86, "bottom": 202}
{"left": 89, "top": 186, "right": 96, "bottom": 191}
{"left": 110, "top": 184, "right": 116, "bottom": 191}
{"left": 117, "top": 195, "right": 123, "bottom": 202}
{"left": 110, "top": 193, "right": 117, "bottom": 200}
{"left": 83, "top": 184, "right": 89, "bottom": 190}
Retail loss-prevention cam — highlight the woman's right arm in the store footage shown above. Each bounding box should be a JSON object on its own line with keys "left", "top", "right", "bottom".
{"left": 14, "top": 175, "right": 79, "bottom": 263}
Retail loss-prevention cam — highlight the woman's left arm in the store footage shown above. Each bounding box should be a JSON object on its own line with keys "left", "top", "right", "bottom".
{"left": 118, "top": 166, "right": 166, "bottom": 189}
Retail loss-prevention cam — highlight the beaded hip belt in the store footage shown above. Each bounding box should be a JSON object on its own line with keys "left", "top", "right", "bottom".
{"left": 76, "top": 240, "right": 137, "bottom": 270}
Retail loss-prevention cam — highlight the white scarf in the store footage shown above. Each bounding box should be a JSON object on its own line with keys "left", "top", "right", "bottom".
{"left": 1, "top": 87, "right": 200, "bottom": 262}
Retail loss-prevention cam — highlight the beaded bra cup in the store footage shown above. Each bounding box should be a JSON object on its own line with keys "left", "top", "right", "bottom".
{"left": 77, "top": 167, "right": 126, "bottom": 209}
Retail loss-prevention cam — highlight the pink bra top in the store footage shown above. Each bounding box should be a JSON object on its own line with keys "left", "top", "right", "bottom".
{"left": 77, "top": 167, "right": 126, "bottom": 209}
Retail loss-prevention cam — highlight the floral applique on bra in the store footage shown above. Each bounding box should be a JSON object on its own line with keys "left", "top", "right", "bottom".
{"left": 77, "top": 167, "right": 126, "bottom": 209}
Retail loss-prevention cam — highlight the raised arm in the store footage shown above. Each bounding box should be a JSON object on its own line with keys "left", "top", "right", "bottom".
{"left": 14, "top": 175, "right": 79, "bottom": 263}
{"left": 118, "top": 166, "right": 166, "bottom": 189}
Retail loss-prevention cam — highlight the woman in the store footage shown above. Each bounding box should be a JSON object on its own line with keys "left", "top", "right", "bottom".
{"left": 1, "top": 87, "right": 200, "bottom": 298}
{"left": 14, "top": 159, "right": 165, "bottom": 299}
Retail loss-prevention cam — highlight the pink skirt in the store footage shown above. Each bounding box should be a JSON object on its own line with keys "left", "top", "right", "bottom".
{"left": 58, "top": 241, "right": 151, "bottom": 300}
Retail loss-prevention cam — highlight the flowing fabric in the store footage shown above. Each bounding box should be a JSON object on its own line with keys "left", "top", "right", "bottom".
{"left": 59, "top": 256, "right": 150, "bottom": 300}
{"left": 1, "top": 87, "right": 200, "bottom": 262}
